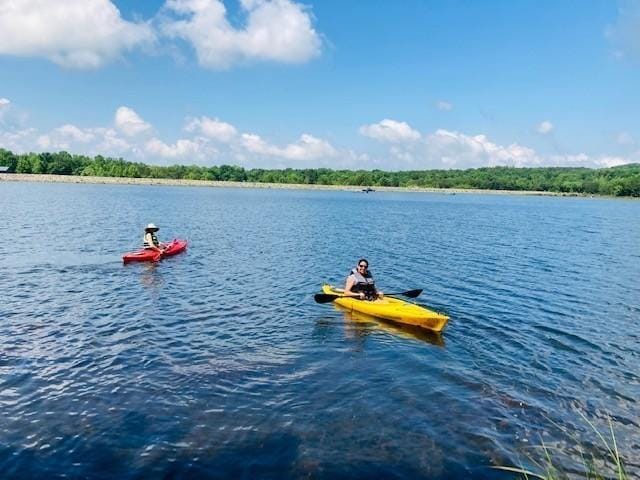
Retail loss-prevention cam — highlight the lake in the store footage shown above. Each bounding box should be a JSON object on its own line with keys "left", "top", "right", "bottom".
{"left": 1, "top": 181, "right": 638, "bottom": 479}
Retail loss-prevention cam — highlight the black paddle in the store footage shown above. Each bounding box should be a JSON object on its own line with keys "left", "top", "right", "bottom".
{"left": 314, "top": 289, "right": 423, "bottom": 304}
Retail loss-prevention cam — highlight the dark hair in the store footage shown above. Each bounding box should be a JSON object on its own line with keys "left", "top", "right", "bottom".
{"left": 358, "top": 258, "right": 368, "bottom": 267}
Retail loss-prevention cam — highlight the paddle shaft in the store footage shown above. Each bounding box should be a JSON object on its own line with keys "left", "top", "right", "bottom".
{"left": 314, "top": 289, "right": 422, "bottom": 304}
{"left": 152, "top": 239, "right": 175, "bottom": 261}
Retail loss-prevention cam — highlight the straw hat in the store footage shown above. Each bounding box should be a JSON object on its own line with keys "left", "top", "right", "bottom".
{"left": 145, "top": 223, "right": 159, "bottom": 231}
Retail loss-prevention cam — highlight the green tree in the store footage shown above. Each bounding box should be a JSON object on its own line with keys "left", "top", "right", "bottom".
{"left": 0, "top": 148, "right": 17, "bottom": 171}
{"left": 16, "top": 155, "right": 33, "bottom": 173}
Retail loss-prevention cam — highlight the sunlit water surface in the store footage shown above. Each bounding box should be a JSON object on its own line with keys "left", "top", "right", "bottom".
{"left": 1, "top": 182, "right": 638, "bottom": 479}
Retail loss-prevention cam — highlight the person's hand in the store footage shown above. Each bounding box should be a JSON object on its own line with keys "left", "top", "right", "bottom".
{"left": 359, "top": 292, "right": 365, "bottom": 299}
{"left": 378, "top": 291, "right": 384, "bottom": 299}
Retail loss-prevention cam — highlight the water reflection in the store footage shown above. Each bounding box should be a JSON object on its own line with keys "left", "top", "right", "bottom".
{"left": 135, "top": 262, "right": 165, "bottom": 288}
{"left": 3, "top": 183, "right": 639, "bottom": 478}
{"left": 332, "top": 305, "right": 445, "bottom": 347}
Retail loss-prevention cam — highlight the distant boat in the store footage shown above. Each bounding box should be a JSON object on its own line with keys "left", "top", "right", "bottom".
{"left": 362, "top": 187, "right": 375, "bottom": 193}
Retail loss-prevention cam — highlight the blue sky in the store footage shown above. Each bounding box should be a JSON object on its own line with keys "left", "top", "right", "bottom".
{"left": 1, "top": 0, "right": 639, "bottom": 170}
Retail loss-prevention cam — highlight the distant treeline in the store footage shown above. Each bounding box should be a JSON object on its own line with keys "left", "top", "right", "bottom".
{"left": 1, "top": 148, "right": 639, "bottom": 197}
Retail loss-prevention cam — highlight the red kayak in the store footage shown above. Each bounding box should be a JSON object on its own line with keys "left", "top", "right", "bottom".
{"left": 122, "top": 239, "right": 188, "bottom": 264}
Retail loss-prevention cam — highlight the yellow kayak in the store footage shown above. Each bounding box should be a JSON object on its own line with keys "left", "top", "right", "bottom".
{"left": 337, "top": 307, "right": 446, "bottom": 346}
{"left": 321, "top": 284, "right": 449, "bottom": 333}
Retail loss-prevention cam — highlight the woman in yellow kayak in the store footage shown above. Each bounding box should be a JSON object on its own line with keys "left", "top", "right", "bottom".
{"left": 143, "top": 223, "right": 166, "bottom": 254}
{"left": 344, "top": 258, "right": 384, "bottom": 300}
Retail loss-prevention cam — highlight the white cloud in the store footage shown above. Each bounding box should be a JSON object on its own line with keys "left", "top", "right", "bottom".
{"left": 55, "top": 124, "right": 95, "bottom": 143}
{"left": 381, "top": 128, "right": 638, "bottom": 170}
{"left": 389, "top": 146, "right": 417, "bottom": 164}
{"left": 361, "top": 127, "right": 547, "bottom": 170}
{"left": 0, "top": 128, "right": 37, "bottom": 152}
{"left": 436, "top": 100, "right": 453, "bottom": 111}
{"left": 0, "top": 0, "right": 155, "bottom": 68}
{"left": 34, "top": 124, "right": 96, "bottom": 150}
{"left": 423, "top": 129, "right": 541, "bottom": 168}
{"left": 185, "top": 116, "right": 237, "bottom": 142}
{"left": 144, "top": 137, "right": 200, "bottom": 158}
{"left": 94, "top": 128, "right": 131, "bottom": 153}
{"left": 115, "top": 106, "right": 152, "bottom": 137}
{"left": 0, "top": 98, "right": 10, "bottom": 108}
{"left": 537, "top": 120, "right": 554, "bottom": 134}
{"left": 548, "top": 154, "right": 632, "bottom": 169}
{"left": 283, "top": 134, "right": 336, "bottom": 160}
{"left": 241, "top": 132, "right": 335, "bottom": 160}
{"left": 2, "top": 99, "right": 637, "bottom": 170}
{"left": 359, "top": 119, "right": 421, "bottom": 143}
{"left": 161, "top": 0, "right": 321, "bottom": 69}
{"left": 36, "top": 135, "right": 52, "bottom": 149}
{"left": 592, "top": 156, "right": 630, "bottom": 168}
{"left": 241, "top": 133, "right": 273, "bottom": 154}
{"left": 0, "top": 0, "right": 325, "bottom": 71}
{"left": 0, "top": 119, "right": 132, "bottom": 155}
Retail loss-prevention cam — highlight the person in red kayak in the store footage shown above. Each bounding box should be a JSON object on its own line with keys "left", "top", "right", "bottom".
{"left": 143, "top": 223, "right": 165, "bottom": 254}
{"left": 344, "top": 258, "right": 384, "bottom": 300}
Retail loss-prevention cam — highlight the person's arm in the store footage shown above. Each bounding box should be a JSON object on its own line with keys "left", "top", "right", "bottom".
{"left": 373, "top": 277, "right": 383, "bottom": 298}
{"left": 344, "top": 275, "right": 365, "bottom": 299}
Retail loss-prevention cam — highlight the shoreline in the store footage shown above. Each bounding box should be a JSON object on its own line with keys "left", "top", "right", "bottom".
{"left": 0, "top": 173, "right": 589, "bottom": 197}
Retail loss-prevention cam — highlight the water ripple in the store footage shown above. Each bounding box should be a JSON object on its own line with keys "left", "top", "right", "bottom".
{"left": 0, "top": 184, "right": 638, "bottom": 478}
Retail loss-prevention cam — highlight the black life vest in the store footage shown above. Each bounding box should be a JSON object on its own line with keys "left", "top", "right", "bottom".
{"left": 348, "top": 268, "right": 377, "bottom": 300}
{"left": 143, "top": 232, "right": 159, "bottom": 248}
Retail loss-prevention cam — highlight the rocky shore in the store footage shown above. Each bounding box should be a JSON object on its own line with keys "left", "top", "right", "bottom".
{"left": 0, "top": 173, "right": 570, "bottom": 196}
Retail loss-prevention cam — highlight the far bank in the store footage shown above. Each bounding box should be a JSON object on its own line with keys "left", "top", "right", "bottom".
{"left": 0, "top": 173, "right": 584, "bottom": 197}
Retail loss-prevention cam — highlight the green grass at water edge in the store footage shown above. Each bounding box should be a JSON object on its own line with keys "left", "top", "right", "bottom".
{"left": 494, "top": 412, "right": 628, "bottom": 479}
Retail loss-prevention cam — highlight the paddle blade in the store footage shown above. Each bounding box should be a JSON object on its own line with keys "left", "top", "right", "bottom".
{"left": 402, "top": 289, "right": 423, "bottom": 298}
{"left": 314, "top": 293, "right": 339, "bottom": 304}
{"left": 152, "top": 251, "right": 162, "bottom": 262}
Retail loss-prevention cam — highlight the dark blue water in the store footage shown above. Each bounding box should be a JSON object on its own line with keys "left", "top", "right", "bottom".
{"left": 1, "top": 182, "right": 638, "bottom": 479}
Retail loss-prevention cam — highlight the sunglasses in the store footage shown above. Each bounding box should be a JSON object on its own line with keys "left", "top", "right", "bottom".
{"left": 358, "top": 264, "right": 368, "bottom": 268}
